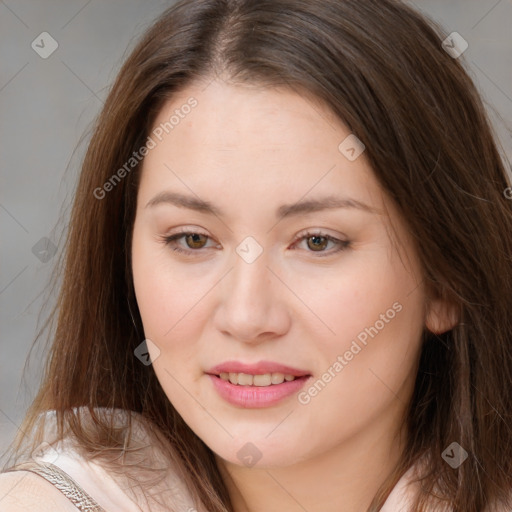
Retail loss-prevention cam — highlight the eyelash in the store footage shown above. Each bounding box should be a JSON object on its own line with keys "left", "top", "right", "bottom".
{"left": 159, "top": 228, "right": 350, "bottom": 258}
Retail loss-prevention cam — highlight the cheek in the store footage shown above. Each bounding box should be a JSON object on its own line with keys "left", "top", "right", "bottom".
{"left": 132, "top": 249, "right": 171, "bottom": 337}
{"left": 300, "top": 246, "right": 419, "bottom": 347}
{"left": 132, "top": 225, "right": 187, "bottom": 340}
{"left": 131, "top": 225, "right": 212, "bottom": 370}
{"left": 301, "top": 245, "right": 424, "bottom": 395}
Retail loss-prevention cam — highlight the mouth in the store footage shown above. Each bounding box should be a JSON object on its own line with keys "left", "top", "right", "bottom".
{"left": 205, "top": 362, "right": 312, "bottom": 408}
{"left": 206, "top": 360, "right": 311, "bottom": 380}
{"left": 211, "top": 371, "right": 308, "bottom": 386}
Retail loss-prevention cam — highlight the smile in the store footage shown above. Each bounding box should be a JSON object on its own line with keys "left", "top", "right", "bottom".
{"left": 218, "top": 372, "right": 297, "bottom": 386}
{"left": 207, "top": 373, "right": 311, "bottom": 408}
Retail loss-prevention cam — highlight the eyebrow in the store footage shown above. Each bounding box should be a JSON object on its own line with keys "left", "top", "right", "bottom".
{"left": 144, "top": 191, "right": 381, "bottom": 218}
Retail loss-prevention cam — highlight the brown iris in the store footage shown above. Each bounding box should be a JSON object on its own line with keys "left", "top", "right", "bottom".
{"left": 306, "top": 235, "right": 328, "bottom": 251}
{"left": 185, "top": 233, "right": 208, "bottom": 249}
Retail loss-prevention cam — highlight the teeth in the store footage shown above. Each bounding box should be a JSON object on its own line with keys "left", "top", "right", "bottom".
{"left": 271, "top": 372, "right": 285, "bottom": 384}
{"left": 238, "top": 373, "right": 253, "bottom": 386}
{"left": 219, "top": 372, "right": 298, "bottom": 386}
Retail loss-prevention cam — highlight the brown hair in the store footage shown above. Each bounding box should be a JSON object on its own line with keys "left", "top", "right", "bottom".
{"left": 4, "top": 1, "right": 512, "bottom": 511}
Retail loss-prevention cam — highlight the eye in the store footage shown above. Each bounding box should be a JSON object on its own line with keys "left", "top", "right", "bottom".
{"left": 159, "top": 229, "right": 350, "bottom": 257}
{"left": 160, "top": 229, "right": 215, "bottom": 255}
{"left": 291, "top": 230, "right": 350, "bottom": 257}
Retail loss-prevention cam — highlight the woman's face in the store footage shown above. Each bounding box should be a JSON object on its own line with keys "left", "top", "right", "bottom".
{"left": 131, "top": 78, "right": 448, "bottom": 468}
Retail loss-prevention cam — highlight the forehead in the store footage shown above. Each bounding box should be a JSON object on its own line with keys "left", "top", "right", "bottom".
{"left": 154, "top": 80, "right": 345, "bottom": 152}
{"left": 139, "top": 79, "right": 382, "bottom": 208}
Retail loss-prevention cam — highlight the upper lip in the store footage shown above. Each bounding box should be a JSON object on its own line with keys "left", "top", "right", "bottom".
{"left": 206, "top": 360, "right": 311, "bottom": 377}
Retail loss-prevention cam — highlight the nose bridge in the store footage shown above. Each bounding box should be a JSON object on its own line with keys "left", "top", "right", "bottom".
{"left": 214, "top": 235, "right": 287, "bottom": 342}
{"left": 229, "top": 235, "right": 271, "bottom": 304}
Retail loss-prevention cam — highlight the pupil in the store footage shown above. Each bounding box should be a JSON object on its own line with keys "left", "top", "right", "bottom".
{"left": 187, "top": 234, "right": 204, "bottom": 248}
{"left": 309, "top": 236, "right": 326, "bottom": 251}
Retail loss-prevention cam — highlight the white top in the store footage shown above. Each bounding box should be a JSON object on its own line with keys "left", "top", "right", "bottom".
{"left": 0, "top": 408, "right": 437, "bottom": 511}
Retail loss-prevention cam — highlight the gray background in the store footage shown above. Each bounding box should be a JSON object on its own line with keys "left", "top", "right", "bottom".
{"left": 1, "top": 0, "right": 511, "bottom": 466}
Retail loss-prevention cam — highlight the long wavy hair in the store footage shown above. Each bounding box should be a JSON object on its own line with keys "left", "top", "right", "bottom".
{"left": 4, "top": 1, "right": 512, "bottom": 511}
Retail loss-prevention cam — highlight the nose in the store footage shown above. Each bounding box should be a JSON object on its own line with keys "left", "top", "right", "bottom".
{"left": 213, "top": 246, "right": 290, "bottom": 344}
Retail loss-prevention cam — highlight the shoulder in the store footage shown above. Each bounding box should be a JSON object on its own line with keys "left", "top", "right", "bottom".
{"left": 1, "top": 407, "right": 201, "bottom": 512}
{"left": 0, "top": 469, "right": 78, "bottom": 511}
{"left": 381, "top": 458, "right": 512, "bottom": 512}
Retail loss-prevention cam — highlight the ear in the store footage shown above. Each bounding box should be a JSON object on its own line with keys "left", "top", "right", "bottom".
{"left": 425, "top": 296, "right": 459, "bottom": 335}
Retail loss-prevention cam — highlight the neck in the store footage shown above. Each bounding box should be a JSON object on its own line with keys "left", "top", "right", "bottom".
{"left": 215, "top": 410, "right": 408, "bottom": 512}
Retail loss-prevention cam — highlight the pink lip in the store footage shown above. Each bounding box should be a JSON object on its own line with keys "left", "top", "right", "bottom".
{"left": 205, "top": 360, "right": 312, "bottom": 409}
{"left": 206, "top": 360, "right": 310, "bottom": 377}
{"left": 207, "top": 374, "right": 311, "bottom": 408}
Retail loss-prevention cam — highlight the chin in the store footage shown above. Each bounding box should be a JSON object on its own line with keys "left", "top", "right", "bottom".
{"left": 204, "top": 429, "right": 313, "bottom": 469}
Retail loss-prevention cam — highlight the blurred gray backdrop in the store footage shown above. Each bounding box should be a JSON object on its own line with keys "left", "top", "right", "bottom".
{"left": 1, "top": 0, "right": 511, "bottom": 465}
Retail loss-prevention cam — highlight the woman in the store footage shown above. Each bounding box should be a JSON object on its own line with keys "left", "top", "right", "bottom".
{"left": 1, "top": 0, "right": 512, "bottom": 511}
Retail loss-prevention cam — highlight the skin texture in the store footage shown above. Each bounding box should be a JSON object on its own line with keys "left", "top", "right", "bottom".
{"left": 131, "top": 78, "right": 457, "bottom": 512}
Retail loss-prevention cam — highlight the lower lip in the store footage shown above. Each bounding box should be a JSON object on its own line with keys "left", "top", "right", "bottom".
{"left": 207, "top": 374, "right": 311, "bottom": 408}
